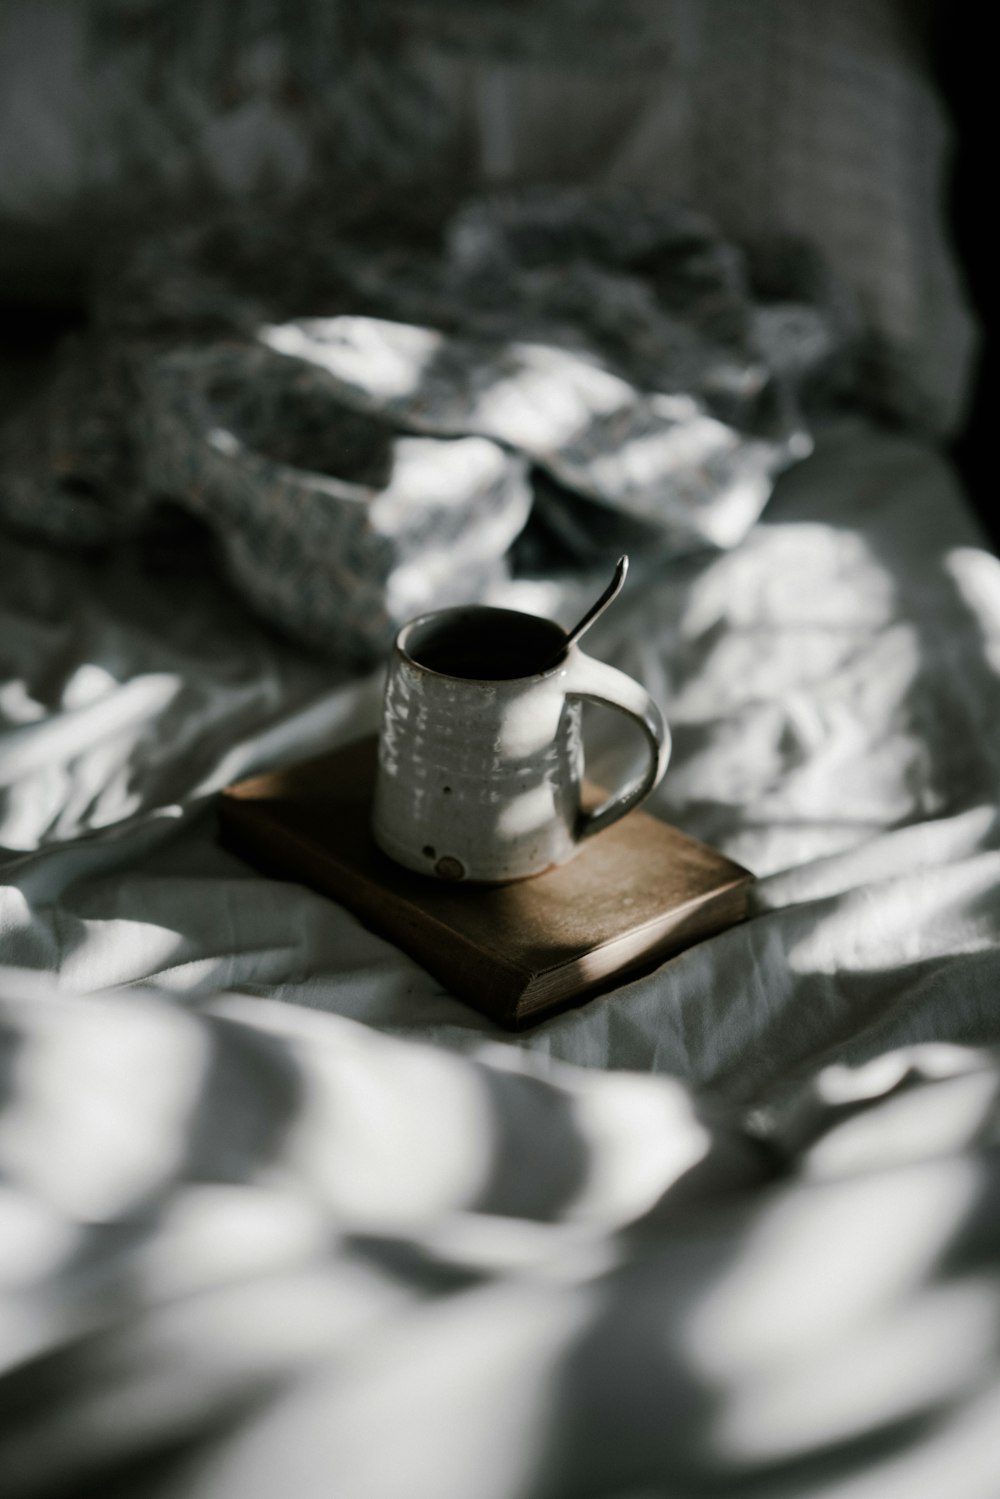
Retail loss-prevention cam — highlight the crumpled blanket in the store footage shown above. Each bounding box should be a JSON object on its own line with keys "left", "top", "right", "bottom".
{"left": 2, "top": 966, "right": 998, "bottom": 1499}
{"left": 0, "top": 189, "right": 852, "bottom": 662}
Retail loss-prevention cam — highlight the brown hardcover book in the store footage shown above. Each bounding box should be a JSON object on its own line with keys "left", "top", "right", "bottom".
{"left": 218, "top": 736, "right": 753, "bottom": 1029}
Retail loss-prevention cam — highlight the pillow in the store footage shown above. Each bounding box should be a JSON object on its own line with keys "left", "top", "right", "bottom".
{"left": 457, "top": 0, "right": 975, "bottom": 434}
{"left": 0, "top": 0, "right": 976, "bottom": 433}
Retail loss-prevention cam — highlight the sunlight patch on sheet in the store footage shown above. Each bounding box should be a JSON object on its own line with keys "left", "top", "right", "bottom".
{"left": 698, "top": 466, "right": 777, "bottom": 549}
{"left": 583, "top": 411, "right": 730, "bottom": 488}
{"left": 0, "top": 991, "right": 210, "bottom": 1221}
{"left": 280, "top": 1028, "right": 498, "bottom": 1226}
{"left": 711, "top": 1274, "right": 999, "bottom": 1464}
{"left": 804, "top": 1069, "right": 1000, "bottom": 1179}
{"left": 385, "top": 543, "right": 504, "bottom": 623}
{"left": 0, "top": 1185, "right": 81, "bottom": 1372}
{"left": 785, "top": 850, "right": 1000, "bottom": 980}
{"left": 136, "top": 1186, "right": 337, "bottom": 1302}
{"left": 726, "top": 521, "right": 897, "bottom": 626}
{"left": 466, "top": 342, "right": 633, "bottom": 445}
{"left": 0, "top": 1185, "right": 75, "bottom": 1290}
{"left": 797, "top": 1382, "right": 1000, "bottom": 1499}
{"left": 59, "top": 918, "right": 189, "bottom": 993}
{"left": 59, "top": 662, "right": 118, "bottom": 711}
{"left": 818, "top": 1044, "right": 995, "bottom": 1103}
{"left": 566, "top": 1073, "right": 725, "bottom": 1225}
{"left": 945, "top": 546, "right": 1000, "bottom": 671}
{"left": 8, "top": 1259, "right": 414, "bottom": 1492}
{"left": 199, "top": 672, "right": 384, "bottom": 796}
{"left": 259, "top": 317, "right": 443, "bottom": 403}
{"left": 206, "top": 1285, "right": 591, "bottom": 1499}
{"left": 684, "top": 1160, "right": 979, "bottom": 1380}
{"left": 369, "top": 435, "right": 511, "bottom": 521}
{"left": 0, "top": 679, "right": 45, "bottom": 726}
{"left": 0, "top": 672, "right": 180, "bottom": 788}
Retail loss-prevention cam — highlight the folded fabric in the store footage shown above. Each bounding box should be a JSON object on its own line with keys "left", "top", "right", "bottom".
{"left": 260, "top": 188, "right": 842, "bottom": 551}
{"left": 263, "top": 314, "right": 802, "bottom": 549}
{"left": 141, "top": 343, "right": 532, "bottom": 662}
{"left": 0, "top": 186, "right": 857, "bottom": 660}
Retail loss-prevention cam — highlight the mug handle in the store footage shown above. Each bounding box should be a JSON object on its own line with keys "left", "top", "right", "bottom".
{"left": 562, "top": 650, "right": 671, "bottom": 841}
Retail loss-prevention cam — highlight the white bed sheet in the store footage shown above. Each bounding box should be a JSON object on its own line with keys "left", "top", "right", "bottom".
{"left": 2, "top": 418, "right": 998, "bottom": 1098}
{"left": 2, "top": 416, "right": 1000, "bottom": 1497}
{"left": 1, "top": 975, "right": 999, "bottom": 1499}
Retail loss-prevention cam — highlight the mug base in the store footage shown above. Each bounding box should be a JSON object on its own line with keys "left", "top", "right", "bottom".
{"left": 372, "top": 824, "right": 577, "bottom": 886}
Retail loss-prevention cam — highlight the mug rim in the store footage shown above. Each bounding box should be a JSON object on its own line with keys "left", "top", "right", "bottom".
{"left": 395, "top": 604, "right": 570, "bottom": 685}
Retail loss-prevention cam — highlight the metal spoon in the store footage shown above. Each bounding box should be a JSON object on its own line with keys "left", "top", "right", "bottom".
{"left": 543, "top": 554, "right": 629, "bottom": 670}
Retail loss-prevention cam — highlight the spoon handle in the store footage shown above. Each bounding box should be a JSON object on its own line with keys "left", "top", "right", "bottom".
{"left": 540, "top": 555, "right": 629, "bottom": 672}
{"left": 565, "top": 554, "right": 629, "bottom": 650}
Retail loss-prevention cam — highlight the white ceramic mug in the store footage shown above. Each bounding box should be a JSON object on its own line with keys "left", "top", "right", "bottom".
{"left": 372, "top": 605, "right": 670, "bottom": 883}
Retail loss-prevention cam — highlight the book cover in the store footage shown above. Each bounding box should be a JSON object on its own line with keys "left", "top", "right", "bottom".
{"left": 218, "top": 736, "right": 753, "bottom": 1029}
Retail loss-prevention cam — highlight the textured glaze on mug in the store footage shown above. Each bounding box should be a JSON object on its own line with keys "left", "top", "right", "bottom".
{"left": 373, "top": 605, "right": 670, "bottom": 883}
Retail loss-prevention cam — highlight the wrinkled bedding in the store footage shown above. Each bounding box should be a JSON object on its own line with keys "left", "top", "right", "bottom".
{"left": 0, "top": 188, "right": 834, "bottom": 663}
{"left": 0, "top": 164, "right": 995, "bottom": 1499}
{"left": 3, "top": 969, "right": 999, "bottom": 1499}
{"left": 3, "top": 316, "right": 1000, "bottom": 1494}
{"left": 2, "top": 419, "right": 998, "bottom": 1082}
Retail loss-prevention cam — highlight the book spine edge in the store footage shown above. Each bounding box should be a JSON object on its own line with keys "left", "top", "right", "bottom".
{"left": 218, "top": 802, "right": 528, "bottom": 1026}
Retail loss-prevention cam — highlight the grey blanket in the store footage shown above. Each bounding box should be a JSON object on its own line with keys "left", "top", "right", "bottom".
{"left": 0, "top": 189, "right": 850, "bottom": 662}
